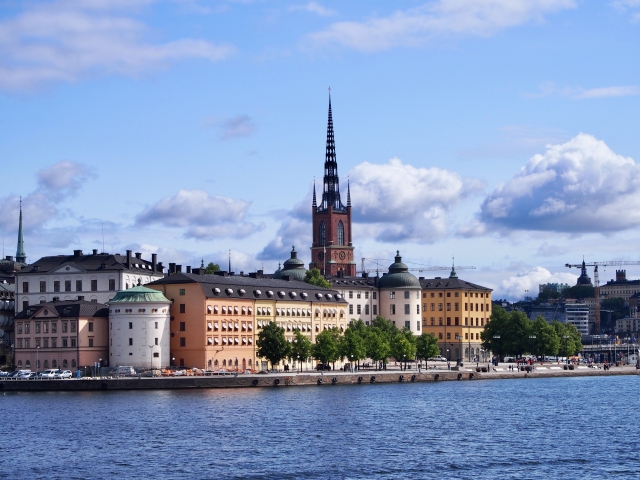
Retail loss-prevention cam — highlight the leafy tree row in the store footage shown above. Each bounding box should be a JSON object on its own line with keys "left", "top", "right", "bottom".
{"left": 256, "top": 316, "right": 441, "bottom": 371}
{"left": 481, "top": 306, "right": 583, "bottom": 360}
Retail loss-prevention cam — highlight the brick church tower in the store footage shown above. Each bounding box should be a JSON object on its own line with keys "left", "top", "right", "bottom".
{"left": 309, "top": 95, "right": 356, "bottom": 276}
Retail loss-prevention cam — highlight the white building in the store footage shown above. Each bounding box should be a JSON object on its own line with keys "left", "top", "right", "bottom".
{"left": 328, "top": 275, "right": 379, "bottom": 325}
{"left": 108, "top": 285, "right": 171, "bottom": 369}
{"left": 565, "top": 303, "right": 589, "bottom": 335}
{"left": 377, "top": 252, "right": 422, "bottom": 335}
{"left": 15, "top": 249, "right": 164, "bottom": 311}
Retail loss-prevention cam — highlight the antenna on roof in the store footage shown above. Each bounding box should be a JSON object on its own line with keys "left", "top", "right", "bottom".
{"left": 102, "top": 222, "right": 105, "bottom": 254}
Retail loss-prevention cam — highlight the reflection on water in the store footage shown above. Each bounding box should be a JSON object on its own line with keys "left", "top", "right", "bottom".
{"left": 4, "top": 376, "right": 640, "bottom": 479}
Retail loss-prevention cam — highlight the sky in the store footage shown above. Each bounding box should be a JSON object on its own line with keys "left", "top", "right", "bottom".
{"left": 2, "top": 0, "right": 640, "bottom": 300}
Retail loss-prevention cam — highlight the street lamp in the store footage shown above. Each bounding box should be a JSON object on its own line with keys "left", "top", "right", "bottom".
{"left": 36, "top": 345, "right": 39, "bottom": 372}
{"left": 297, "top": 355, "right": 300, "bottom": 373}
{"left": 148, "top": 345, "right": 154, "bottom": 373}
{"left": 350, "top": 354, "right": 353, "bottom": 373}
{"left": 98, "top": 358, "right": 102, "bottom": 378}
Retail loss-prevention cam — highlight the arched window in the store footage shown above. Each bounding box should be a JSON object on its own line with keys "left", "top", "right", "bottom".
{"left": 62, "top": 359, "right": 68, "bottom": 368}
{"left": 208, "top": 359, "right": 212, "bottom": 367}
{"left": 44, "top": 360, "right": 49, "bottom": 369}
{"left": 18, "top": 360, "right": 22, "bottom": 367}
{"left": 222, "top": 359, "right": 227, "bottom": 367}
{"left": 25, "top": 360, "right": 31, "bottom": 368}
{"left": 214, "top": 359, "right": 219, "bottom": 367}
{"left": 337, "top": 221, "right": 344, "bottom": 246}
{"left": 319, "top": 221, "right": 326, "bottom": 246}
{"left": 52, "top": 359, "right": 57, "bottom": 368}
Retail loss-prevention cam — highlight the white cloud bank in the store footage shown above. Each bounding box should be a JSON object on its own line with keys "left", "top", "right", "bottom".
{"left": 306, "top": 0, "right": 576, "bottom": 52}
{"left": 0, "top": 1, "right": 235, "bottom": 91}
{"left": 498, "top": 266, "right": 577, "bottom": 299}
{"left": 479, "top": 133, "right": 640, "bottom": 233}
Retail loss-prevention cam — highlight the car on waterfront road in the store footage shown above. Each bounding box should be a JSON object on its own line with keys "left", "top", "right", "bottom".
{"left": 54, "top": 370, "right": 72, "bottom": 379}
{"left": 428, "top": 357, "right": 447, "bottom": 362}
{"left": 41, "top": 369, "right": 61, "bottom": 379}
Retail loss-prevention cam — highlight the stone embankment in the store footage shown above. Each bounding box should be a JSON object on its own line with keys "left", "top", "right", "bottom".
{"left": 0, "top": 365, "right": 637, "bottom": 392}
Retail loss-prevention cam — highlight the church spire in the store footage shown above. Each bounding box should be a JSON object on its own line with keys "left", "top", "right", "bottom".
{"left": 347, "top": 178, "right": 351, "bottom": 207}
{"left": 319, "top": 88, "right": 345, "bottom": 213}
{"left": 449, "top": 256, "right": 458, "bottom": 279}
{"left": 312, "top": 178, "right": 317, "bottom": 208}
{"left": 16, "top": 197, "right": 26, "bottom": 264}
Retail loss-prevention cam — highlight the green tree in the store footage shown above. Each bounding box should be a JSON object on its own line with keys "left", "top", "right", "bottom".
{"left": 371, "top": 315, "right": 398, "bottom": 343}
{"left": 365, "top": 327, "right": 391, "bottom": 370}
{"left": 416, "top": 333, "right": 440, "bottom": 368}
{"left": 204, "top": 262, "right": 220, "bottom": 274}
{"left": 290, "top": 329, "right": 313, "bottom": 372}
{"left": 481, "top": 306, "right": 533, "bottom": 360}
{"left": 304, "top": 268, "right": 332, "bottom": 289}
{"left": 256, "top": 322, "right": 291, "bottom": 370}
{"left": 562, "top": 285, "right": 595, "bottom": 300}
{"left": 339, "top": 327, "right": 367, "bottom": 367}
{"left": 481, "top": 305, "right": 509, "bottom": 360}
{"left": 553, "top": 321, "right": 583, "bottom": 360}
{"left": 390, "top": 328, "right": 416, "bottom": 370}
{"left": 313, "top": 328, "right": 340, "bottom": 366}
{"left": 530, "top": 316, "right": 559, "bottom": 357}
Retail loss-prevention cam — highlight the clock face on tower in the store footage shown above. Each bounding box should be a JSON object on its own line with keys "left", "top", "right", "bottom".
{"left": 339, "top": 251, "right": 346, "bottom": 260}
{"left": 318, "top": 252, "right": 324, "bottom": 260}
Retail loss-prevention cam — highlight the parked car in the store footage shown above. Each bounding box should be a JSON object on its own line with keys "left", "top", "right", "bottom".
{"left": 18, "top": 371, "right": 34, "bottom": 379}
{"left": 316, "top": 363, "right": 331, "bottom": 371}
{"left": 54, "top": 370, "right": 72, "bottom": 379}
{"left": 41, "top": 369, "right": 61, "bottom": 379}
{"left": 428, "top": 357, "right": 447, "bottom": 362}
{"left": 0, "top": 371, "right": 9, "bottom": 377}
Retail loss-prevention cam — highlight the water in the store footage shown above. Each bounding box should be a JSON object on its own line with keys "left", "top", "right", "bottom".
{"left": 4, "top": 376, "right": 640, "bottom": 479}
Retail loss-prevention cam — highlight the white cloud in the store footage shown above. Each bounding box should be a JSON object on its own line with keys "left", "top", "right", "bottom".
{"left": 499, "top": 266, "right": 576, "bottom": 299}
{"left": 289, "top": 2, "right": 337, "bottom": 16}
{"left": 349, "top": 158, "right": 484, "bottom": 243}
{"left": 37, "top": 161, "right": 95, "bottom": 200}
{"left": 528, "top": 82, "right": 640, "bottom": 99}
{"left": 305, "top": 0, "right": 576, "bottom": 52}
{"left": 479, "top": 133, "right": 640, "bottom": 233}
{"left": 0, "top": 1, "right": 235, "bottom": 91}
{"left": 135, "top": 189, "right": 264, "bottom": 239}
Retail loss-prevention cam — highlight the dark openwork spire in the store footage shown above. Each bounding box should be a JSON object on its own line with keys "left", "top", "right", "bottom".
{"left": 319, "top": 90, "right": 346, "bottom": 213}
{"left": 347, "top": 178, "right": 351, "bottom": 207}
{"left": 449, "top": 256, "right": 458, "bottom": 279}
{"left": 312, "top": 178, "right": 317, "bottom": 207}
{"left": 16, "top": 196, "right": 26, "bottom": 264}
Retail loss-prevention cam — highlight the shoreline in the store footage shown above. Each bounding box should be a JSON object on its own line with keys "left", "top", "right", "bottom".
{"left": 1, "top": 364, "right": 638, "bottom": 392}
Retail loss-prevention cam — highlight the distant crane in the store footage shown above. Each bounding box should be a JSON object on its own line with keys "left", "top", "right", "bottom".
{"left": 565, "top": 260, "right": 640, "bottom": 334}
{"left": 359, "top": 257, "right": 475, "bottom": 275}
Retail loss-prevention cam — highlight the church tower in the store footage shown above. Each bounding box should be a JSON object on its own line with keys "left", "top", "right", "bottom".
{"left": 16, "top": 197, "right": 26, "bottom": 264}
{"left": 309, "top": 94, "right": 356, "bottom": 276}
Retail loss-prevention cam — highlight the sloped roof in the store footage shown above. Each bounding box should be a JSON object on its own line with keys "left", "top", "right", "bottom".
{"left": 19, "top": 252, "right": 162, "bottom": 275}
{"left": 109, "top": 285, "right": 170, "bottom": 304}
{"left": 14, "top": 300, "right": 109, "bottom": 319}
{"left": 419, "top": 277, "right": 492, "bottom": 291}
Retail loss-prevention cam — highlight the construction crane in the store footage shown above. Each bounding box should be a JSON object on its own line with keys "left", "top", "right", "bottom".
{"left": 359, "top": 258, "right": 475, "bottom": 275}
{"left": 565, "top": 260, "right": 640, "bottom": 334}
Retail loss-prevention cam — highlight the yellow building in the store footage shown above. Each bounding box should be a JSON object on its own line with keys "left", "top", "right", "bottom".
{"left": 420, "top": 270, "right": 492, "bottom": 363}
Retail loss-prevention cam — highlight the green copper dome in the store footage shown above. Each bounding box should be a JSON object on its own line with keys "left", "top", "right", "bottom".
{"left": 273, "top": 246, "right": 306, "bottom": 281}
{"left": 377, "top": 251, "right": 421, "bottom": 289}
{"left": 109, "top": 285, "right": 171, "bottom": 303}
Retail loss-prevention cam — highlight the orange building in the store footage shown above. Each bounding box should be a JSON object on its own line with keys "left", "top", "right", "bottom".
{"left": 420, "top": 271, "right": 492, "bottom": 363}
{"left": 13, "top": 300, "right": 109, "bottom": 372}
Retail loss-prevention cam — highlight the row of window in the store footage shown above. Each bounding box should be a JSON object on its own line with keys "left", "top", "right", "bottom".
{"left": 206, "top": 336, "right": 253, "bottom": 346}
{"left": 422, "top": 317, "right": 486, "bottom": 327}
{"left": 121, "top": 337, "right": 159, "bottom": 346}
{"left": 17, "top": 359, "right": 76, "bottom": 369}
{"left": 208, "top": 358, "right": 253, "bottom": 369}
{"left": 436, "top": 332, "right": 481, "bottom": 340}
{"left": 206, "top": 321, "right": 252, "bottom": 332}
{"left": 349, "top": 304, "right": 377, "bottom": 316}
{"left": 16, "top": 321, "right": 77, "bottom": 335}
{"left": 422, "top": 303, "right": 491, "bottom": 312}
{"left": 389, "top": 291, "right": 420, "bottom": 299}
{"left": 16, "top": 338, "right": 77, "bottom": 348}
{"left": 23, "top": 279, "right": 117, "bottom": 294}
{"left": 388, "top": 304, "right": 420, "bottom": 315}
{"left": 318, "top": 220, "right": 346, "bottom": 246}
{"left": 422, "top": 291, "right": 489, "bottom": 298}
{"left": 347, "top": 291, "right": 375, "bottom": 300}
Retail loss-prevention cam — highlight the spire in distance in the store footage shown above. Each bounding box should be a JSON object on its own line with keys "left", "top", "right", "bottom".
{"left": 347, "top": 177, "right": 351, "bottom": 207}
{"left": 319, "top": 88, "right": 346, "bottom": 213}
{"left": 16, "top": 196, "right": 26, "bottom": 264}
{"left": 312, "top": 178, "right": 317, "bottom": 208}
{"left": 449, "top": 256, "right": 458, "bottom": 279}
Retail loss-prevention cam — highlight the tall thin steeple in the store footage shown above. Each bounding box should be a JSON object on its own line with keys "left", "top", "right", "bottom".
{"left": 319, "top": 89, "right": 345, "bottom": 213}
{"left": 449, "top": 256, "right": 458, "bottom": 279}
{"left": 347, "top": 178, "right": 351, "bottom": 207}
{"left": 16, "top": 197, "right": 26, "bottom": 264}
{"left": 312, "top": 178, "right": 317, "bottom": 208}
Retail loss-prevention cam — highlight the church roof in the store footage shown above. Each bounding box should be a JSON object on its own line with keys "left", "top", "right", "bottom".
{"left": 377, "top": 251, "right": 421, "bottom": 289}
{"left": 274, "top": 246, "right": 306, "bottom": 281}
{"left": 316, "top": 93, "right": 347, "bottom": 213}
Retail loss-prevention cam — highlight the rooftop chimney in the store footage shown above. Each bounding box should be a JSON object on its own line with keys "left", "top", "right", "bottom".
{"left": 73, "top": 250, "right": 83, "bottom": 257}
{"left": 186, "top": 266, "right": 191, "bottom": 274}
{"left": 157, "top": 261, "right": 163, "bottom": 273}
{"left": 152, "top": 253, "right": 157, "bottom": 272}
{"left": 5, "top": 256, "right": 13, "bottom": 261}
{"left": 176, "top": 265, "right": 182, "bottom": 273}
{"left": 135, "top": 252, "right": 142, "bottom": 259}
{"left": 126, "top": 250, "right": 132, "bottom": 268}
{"left": 169, "top": 263, "right": 176, "bottom": 274}
{"left": 92, "top": 249, "right": 98, "bottom": 255}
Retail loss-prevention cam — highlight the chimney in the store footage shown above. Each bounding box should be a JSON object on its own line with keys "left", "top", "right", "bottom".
{"left": 192, "top": 268, "right": 204, "bottom": 275}
{"left": 73, "top": 250, "right": 83, "bottom": 257}
{"left": 169, "top": 263, "right": 176, "bottom": 274}
{"left": 214, "top": 271, "right": 229, "bottom": 277}
{"left": 92, "top": 249, "right": 98, "bottom": 255}
{"left": 176, "top": 265, "right": 182, "bottom": 273}
{"left": 152, "top": 253, "right": 157, "bottom": 272}
{"left": 6, "top": 255, "right": 14, "bottom": 261}
{"left": 126, "top": 250, "right": 132, "bottom": 268}
{"left": 157, "top": 261, "right": 163, "bottom": 273}
{"left": 135, "top": 252, "right": 142, "bottom": 259}
{"left": 186, "top": 266, "right": 191, "bottom": 274}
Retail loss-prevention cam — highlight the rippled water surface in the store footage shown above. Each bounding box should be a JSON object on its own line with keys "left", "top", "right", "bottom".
{"left": 4, "top": 376, "right": 640, "bottom": 479}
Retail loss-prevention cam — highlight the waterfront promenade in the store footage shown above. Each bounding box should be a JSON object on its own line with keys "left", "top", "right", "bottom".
{"left": 1, "top": 362, "right": 637, "bottom": 392}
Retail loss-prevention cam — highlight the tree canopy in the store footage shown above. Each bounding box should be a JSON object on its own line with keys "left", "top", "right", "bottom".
{"left": 204, "top": 262, "right": 221, "bottom": 274}
{"left": 304, "top": 268, "right": 332, "bottom": 289}
{"left": 416, "top": 333, "right": 440, "bottom": 365}
{"left": 256, "top": 322, "right": 290, "bottom": 369}
{"left": 313, "top": 328, "right": 341, "bottom": 365}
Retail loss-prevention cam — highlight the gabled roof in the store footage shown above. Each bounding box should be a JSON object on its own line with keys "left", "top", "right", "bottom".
{"left": 148, "top": 272, "right": 348, "bottom": 304}
{"left": 18, "top": 252, "right": 162, "bottom": 276}
{"left": 419, "top": 277, "right": 492, "bottom": 291}
{"left": 14, "top": 300, "right": 109, "bottom": 319}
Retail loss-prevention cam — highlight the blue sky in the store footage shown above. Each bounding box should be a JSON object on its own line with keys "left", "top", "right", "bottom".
{"left": 2, "top": 0, "right": 640, "bottom": 299}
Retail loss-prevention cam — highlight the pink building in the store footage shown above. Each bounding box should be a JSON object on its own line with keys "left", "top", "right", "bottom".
{"left": 13, "top": 300, "right": 108, "bottom": 372}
